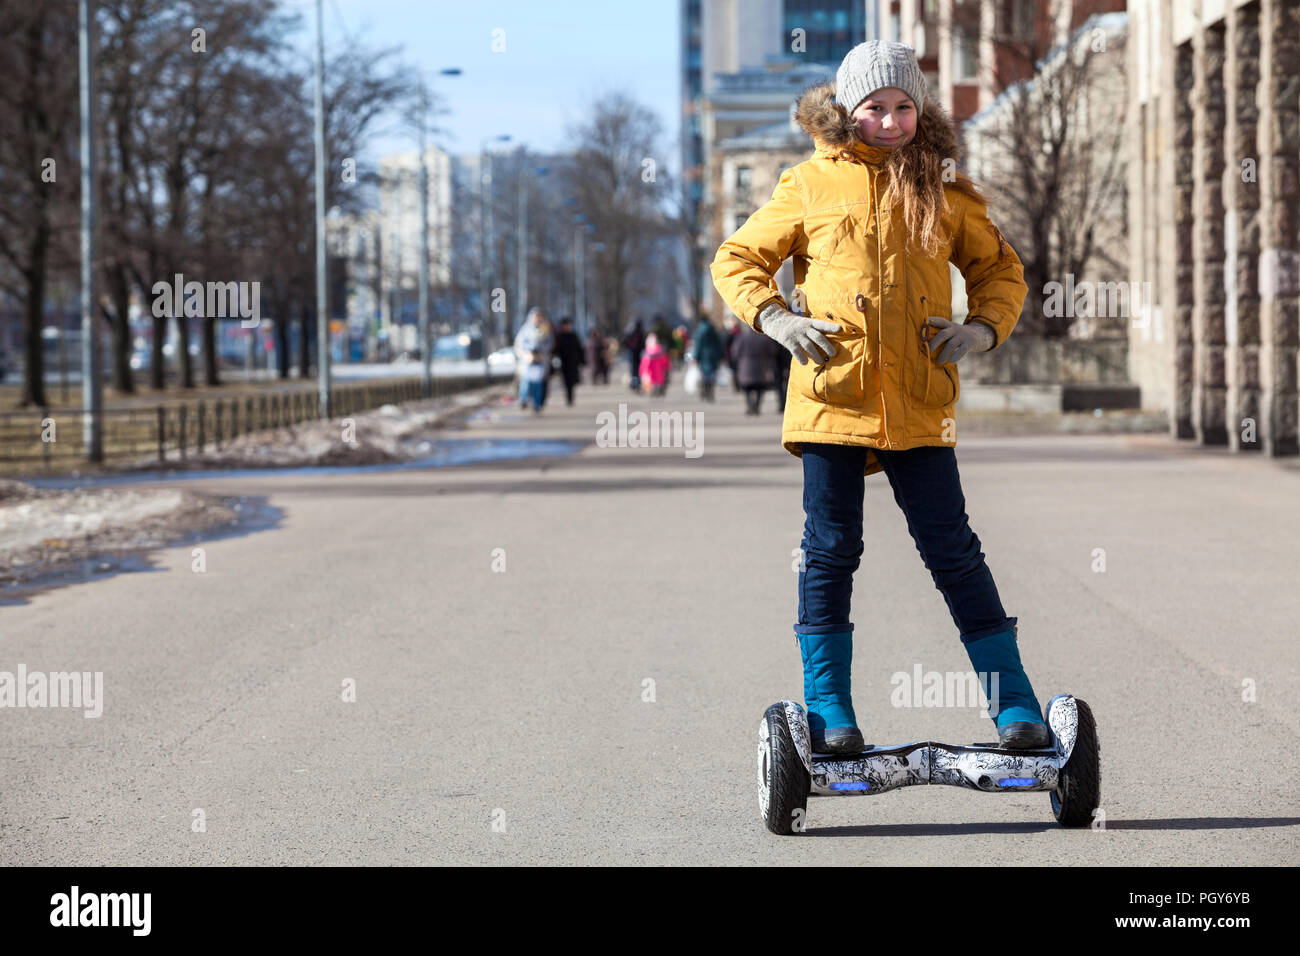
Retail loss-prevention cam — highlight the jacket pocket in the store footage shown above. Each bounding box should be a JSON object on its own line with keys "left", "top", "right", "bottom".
{"left": 911, "top": 297, "right": 959, "bottom": 408}
{"left": 810, "top": 214, "right": 855, "bottom": 266}
{"left": 793, "top": 314, "right": 870, "bottom": 407}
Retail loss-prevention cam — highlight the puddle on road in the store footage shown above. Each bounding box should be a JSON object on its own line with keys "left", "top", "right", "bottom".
{"left": 5, "top": 436, "right": 582, "bottom": 603}
{"left": 0, "top": 496, "right": 285, "bottom": 607}
{"left": 20, "top": 437, "right": 588, "bottom": 490}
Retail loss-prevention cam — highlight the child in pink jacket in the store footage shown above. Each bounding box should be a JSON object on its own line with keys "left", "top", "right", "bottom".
{"left": 638, "top": 333, "right": 671, "bottom": 397}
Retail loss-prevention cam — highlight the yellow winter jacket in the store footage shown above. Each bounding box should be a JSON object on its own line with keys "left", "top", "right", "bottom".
{"left": 711, "top": 83, "right": 1028, "bottom": 477}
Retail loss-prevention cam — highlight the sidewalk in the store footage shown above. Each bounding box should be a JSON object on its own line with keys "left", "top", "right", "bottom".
{"left": 1, "top": 371, "right": 1296, "bottom": 864}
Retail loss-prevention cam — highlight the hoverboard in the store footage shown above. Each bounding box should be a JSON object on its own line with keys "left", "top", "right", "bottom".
{"left": 757, "top": 693, "right": 1100, "bottom": 835}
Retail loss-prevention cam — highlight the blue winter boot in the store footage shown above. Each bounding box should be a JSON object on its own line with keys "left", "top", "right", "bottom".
{"left": 796, "top": 631, "right": 865, "bottom": 754}
{"left": 962, "top": 625, "right": 1050, "bottom": 749}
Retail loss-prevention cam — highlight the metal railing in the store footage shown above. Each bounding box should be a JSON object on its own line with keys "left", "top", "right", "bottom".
{"left": 0, "top": 373, "right": 510, "bottom": 472}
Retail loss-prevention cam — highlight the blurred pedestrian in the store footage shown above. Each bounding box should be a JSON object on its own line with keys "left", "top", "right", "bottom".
{"left": 638, "top": 332, "right": 671, "bottom": 397}
{"left": 621, "top": 317, "right": 646, "bottom": 392}
{"left": 722, "top": 315, "right": 743, "bottom": 393}
{"left": 650, "top": 314, "right": 673, "bottom": 387}
{"left": 771, "top": 336, "right": 792, "bottom": 413}
{"left": 671, "top": 324, "right": 689, "bottom": 363}
{"left": 585, "top": 327, "right": 610, "bottom": 385}
{"left": 537, "top": 314, "right": 556, "bottom": 406}
{"left": 521, "top": 350, "right": 547, "bottom": 414}
{"left": 692, "top": 315, "right": 724, "bottom": 402}
{"left": 733, "top": 322, "right": 778, "bottom": 414}
{"left": 553, "top": 316, "right": 586, "bottom": 405}
{"left": 513, "top": 307, "right": 554, "bottom": 411}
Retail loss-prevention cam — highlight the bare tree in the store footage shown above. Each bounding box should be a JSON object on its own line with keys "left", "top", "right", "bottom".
{"left": 89, "top": 0, "right": 407, "bottom": 392}
{"left": 961, "top": 15, "right": 1127, "bottom": 339}
{"left": 109, "top": 0, "right": 304, "bottom": 390}
{"left": 0, "top": 1, "right": 79, "bottom": 408}
{"left": 231, "top": 37, "right": 408, "bottom": 379}
{"left": 668, "top": 171, "right": 715, "bottom": 321}
{"left": 564, "top": 91, "right": 669, "bottom": 333}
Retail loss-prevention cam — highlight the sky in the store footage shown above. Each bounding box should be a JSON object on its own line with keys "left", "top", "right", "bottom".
{"left": 306, "top": 0, "right": 683, "bottom": 165}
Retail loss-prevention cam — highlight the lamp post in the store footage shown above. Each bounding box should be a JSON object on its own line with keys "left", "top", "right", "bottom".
{"left": 516, "top": 161, "right": 548, "bottom": 344}
{"left": 573, "top": 219, "right": 599, "bottom": 330}
{"left": 313, "top": 0, "right": 330, "bottom": 417}
{"left": 588, "top": 239, "right": 607, "bottom": 336}
{"left": 417, "top": 67, "right": 460, "bottom": 398}
{"left": 478, "top": 134, "right": 511, "bottom": 369}
{"left": 574, "top": 224, "right": 583, "bottom": 331}
{"left": 78, "top": 0, "right": 101, "bottom": 460}
{"left": 562, "top": 197, "right": 580, "bottom": 321}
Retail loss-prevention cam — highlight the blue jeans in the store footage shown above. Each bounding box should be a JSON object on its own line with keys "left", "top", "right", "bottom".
{"left": 519, "top": 376, "right": 545, "bottom": 409}
{"left": 795, "top": 442, "right": 1016, "bottom": 644}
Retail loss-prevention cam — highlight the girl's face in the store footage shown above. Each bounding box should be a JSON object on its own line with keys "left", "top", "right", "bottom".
{"left": 851, "top": 88, "right": 918, "bottom": 147}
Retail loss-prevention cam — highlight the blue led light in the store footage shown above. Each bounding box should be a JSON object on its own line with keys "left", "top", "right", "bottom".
{"left": 830, "top": 781, "right": 871, "bottom": 791}
{"left": 997, "top": 777, "right": 1037, "bottom": 787}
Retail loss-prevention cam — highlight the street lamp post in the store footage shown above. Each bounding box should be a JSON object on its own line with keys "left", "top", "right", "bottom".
{"left": 313, "top": 0, "right": 330, "bottom": 418}
{"left": 516, "top": 162, "right": 548, "bottom": 343}
{"left": 572, "top": 218, "right": 599, "bottom": 330}
{"left": 417, "top": 67, "right": 461, "bottom": 398}
{"left": 478, "top": 134, "right": 510, "bottom": 371}
{"left": 562, "top": 197, "right": 582, "bottom": 324}
{"left": 589, "top": 239, "right": 607, "bottom": 335}
{"left": 517, "top": 162, "right": 527, "bottom": 342}
{"left": 574, "top": 226, "right": 583, "bottom": 331}
{"left": 78, "top": 0, "right": 102, "bottom": 461}
{"left": 417, "top": 79, "right": 430, "bottom": 397}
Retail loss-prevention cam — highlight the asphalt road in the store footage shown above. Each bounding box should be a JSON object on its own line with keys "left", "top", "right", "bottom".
{"left": 3, "top": 377, "right": 1297, "bottom": 865}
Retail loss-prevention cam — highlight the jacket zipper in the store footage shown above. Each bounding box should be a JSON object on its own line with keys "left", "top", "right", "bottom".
{"left": 873, "top": 163, "right": 891, "bottom": 450}
{"left": 917, "top": 293, "right": 929, "bottom": 401}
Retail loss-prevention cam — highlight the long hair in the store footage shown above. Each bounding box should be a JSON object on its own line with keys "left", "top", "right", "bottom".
{"left": 879, "top": 118, "right": 990, "bottom": 259}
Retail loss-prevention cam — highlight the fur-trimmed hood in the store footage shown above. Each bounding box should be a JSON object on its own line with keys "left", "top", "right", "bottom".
{"left": 793, "top": 81, "right": 961, "bottom": 164}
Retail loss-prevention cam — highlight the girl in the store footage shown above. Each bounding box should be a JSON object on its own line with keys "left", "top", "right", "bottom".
{"left": 639, "top": 333, "right": 671, "bottom": 397}
{"left": 712, "top": 40, "right": 1048, "bottom": 754}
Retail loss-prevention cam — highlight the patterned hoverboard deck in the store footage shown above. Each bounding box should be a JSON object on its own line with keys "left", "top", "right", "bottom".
{"left": 779, "top": 693, "right": 1080, "bottom": 797}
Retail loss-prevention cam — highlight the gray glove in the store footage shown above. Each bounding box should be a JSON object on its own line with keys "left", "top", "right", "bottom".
{"left": 924, "top": 317, "right": 995, "bottom": 364}
{"left": 757, "top": 302, "right": 841, "bottom": 365}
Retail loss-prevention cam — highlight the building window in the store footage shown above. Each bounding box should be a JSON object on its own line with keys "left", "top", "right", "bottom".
{"left": 782, "top": 0, "right": 864, "bottom": 63}
{"left": 953, "top": 25, "right": 977, "bottom": 81}
{"left": 736, "top": 166, "right": 752, "bottom": 189}
{"left": 1014, "top": 0, "right": 1035, "bottom": 37}
{"left": 1000, "top": 0, "right": 1035, "bottom": 37}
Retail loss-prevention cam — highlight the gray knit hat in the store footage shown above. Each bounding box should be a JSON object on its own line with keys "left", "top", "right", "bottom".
{"left": 835, "top": 40, "right": 927, "bottom": 114}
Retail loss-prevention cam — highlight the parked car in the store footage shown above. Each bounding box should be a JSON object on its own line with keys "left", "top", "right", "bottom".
{"left": 433, "top": 333, "right": 485, "bottom": 362}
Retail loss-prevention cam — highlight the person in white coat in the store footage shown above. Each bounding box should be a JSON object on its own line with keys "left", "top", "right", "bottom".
{"left": 513, "top": 307, "right": 554, "bottom": 410}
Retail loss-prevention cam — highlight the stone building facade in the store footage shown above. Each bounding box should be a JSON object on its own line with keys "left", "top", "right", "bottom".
{"left": 709, "top": 110, "right": 812, "bottom": 319}
{"left": 1128, "top": 0, "right": 1300, "bottom": 457}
